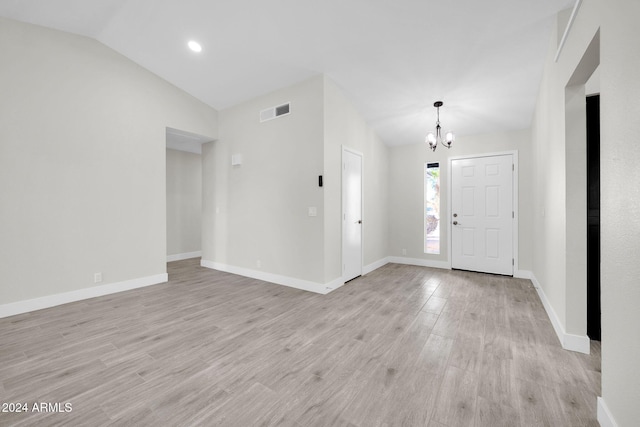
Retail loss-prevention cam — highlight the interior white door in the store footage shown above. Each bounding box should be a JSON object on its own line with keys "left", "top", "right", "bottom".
{"left": 342, "top": 149, "right": 362, "bottom": 282}
{"left": 451, "top": 154, "right": 513, "bottom": 275}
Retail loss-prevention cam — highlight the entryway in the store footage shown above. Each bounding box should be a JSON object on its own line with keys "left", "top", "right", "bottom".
{"left": 450, "top": 153, "right": 515, "bottom": 276}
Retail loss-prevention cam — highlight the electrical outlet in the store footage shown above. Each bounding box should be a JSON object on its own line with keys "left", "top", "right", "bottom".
{"left": 402, "top": 248, "right": 407, "bottom": 256}
{"left": 94, "top": 273, "right": 102, "bottom": 283}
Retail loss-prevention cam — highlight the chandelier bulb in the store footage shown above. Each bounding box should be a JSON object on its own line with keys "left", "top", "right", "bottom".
{"left": 445, "top": 131, "right": 455, "bottom": 144}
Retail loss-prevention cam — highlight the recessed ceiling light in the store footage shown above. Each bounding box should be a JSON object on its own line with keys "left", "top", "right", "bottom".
{"left": 188, "top": 40, "right": 202, "bottom": 53}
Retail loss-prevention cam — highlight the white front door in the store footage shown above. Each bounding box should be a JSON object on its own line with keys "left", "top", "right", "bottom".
{"left": 342, "top": 148, "right": 362, "bottom": 282}
{"left": 451, "top": 154, "right": 513, "bottom": 275}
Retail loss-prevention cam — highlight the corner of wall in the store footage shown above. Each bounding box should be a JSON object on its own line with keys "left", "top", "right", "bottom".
{"left": 529, "top": 272, "right": 590, "bottom": 354}
{"left": 597, "top": 397, "right": 620, "bottom": 427}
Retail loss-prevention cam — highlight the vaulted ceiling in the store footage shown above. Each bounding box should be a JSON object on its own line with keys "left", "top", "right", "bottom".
{"left": 0, "top": 0, "right": 574, "bottom": 145}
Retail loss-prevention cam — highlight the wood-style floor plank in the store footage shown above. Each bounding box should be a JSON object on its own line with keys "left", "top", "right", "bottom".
{"left": 0, "top": 260, "right": 600, "bottom": 426}
{"left": 432, "top": 366, "right": 479, "bottom": 427}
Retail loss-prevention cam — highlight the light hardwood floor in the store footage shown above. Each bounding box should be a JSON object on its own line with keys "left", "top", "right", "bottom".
{"left": 0, "top": 260, "right": 600, "bottom": 426}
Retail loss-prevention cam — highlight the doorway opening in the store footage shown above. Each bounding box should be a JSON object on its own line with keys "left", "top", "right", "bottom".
{"left": 563, "top": 29, "right": 599, "bottom": 348}
{"left": 165, "top": 127, "right": 213, "bottom": 272}
{"left": 586, "top": 94, "right": 601, "bottom": 341}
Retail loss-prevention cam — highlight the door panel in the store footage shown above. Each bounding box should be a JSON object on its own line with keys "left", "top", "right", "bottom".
{"left": 452, "top": 155, "right": 513, "bottom": 275}
{"left": 342, "top": 149, "right": 362, "bottom": 282}
{"left": 486, "top": 186, "right": 499, "bottom": 217}
{"left": 486, "top": 229, "right": 499, "bottom": 258}
{"left": 462, "top": 228, "right": 475, "bottom": 256}
{"left": 462, "top": 187, "right": 474, "bottom": 216}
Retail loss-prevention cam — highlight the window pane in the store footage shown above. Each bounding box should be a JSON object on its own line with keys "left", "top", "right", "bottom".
{"left": 425, "top": 162, "right": 440, "bottom": 254}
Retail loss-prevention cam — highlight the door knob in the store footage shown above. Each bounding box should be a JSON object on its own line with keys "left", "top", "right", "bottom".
{"left": 453, "top": 221, "right": 458, "bottom": 225}
{"left": 453, "top": 213, "right": 458, "bottom": 218}
{"left": 356, "top": 220, "right": 362, "bottom": 224}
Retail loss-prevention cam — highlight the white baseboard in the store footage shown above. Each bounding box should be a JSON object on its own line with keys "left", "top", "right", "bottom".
{"left": 200, "top": 258, "right": 394, "bottom": 295}
{"left": 325, "top": 276, "right": 345, "bottom": 292}
{"left": 597, "top": 397, "right": 619, "bottom": 427}
{"left": 563, "top": 333, "right": 591, "bottom": 354}
{"left": 167, "top": 251, "right": 202, "bottom": 262}
{"left": 0, "top": 273, "right": 168, "bottom": 319}
{"left": 388, "top": 256, "right": 451, "bottom": 270}
{"left": 363, "top": 257, "right": 390, "bottom": 275}
{"left": 514, "top": 269, "right": 533, "bottom": 279}
{"left": 200, "top": 259, "right": 334, "bottom": 295}
{"left": 529, "top": 272, "right": 590, "bottom": 354}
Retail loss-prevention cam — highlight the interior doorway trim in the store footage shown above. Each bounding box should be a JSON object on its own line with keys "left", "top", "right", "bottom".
{"left": 447, "top": 150, "right": 519, "bottom": 274}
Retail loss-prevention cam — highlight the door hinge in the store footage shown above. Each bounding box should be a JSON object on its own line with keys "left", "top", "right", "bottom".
{"left": 512, "top": 164, "right": 514, "bottom": 171}
{"left": 512, "top": 258, "right": 514, "bottom": 266}
{"left": 512, "top": 211, "right": 514, "bottom": 219}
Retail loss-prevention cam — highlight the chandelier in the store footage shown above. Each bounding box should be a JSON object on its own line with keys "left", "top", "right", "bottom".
{"left": 425, "top": 101, "right": 454, "bottom": 152}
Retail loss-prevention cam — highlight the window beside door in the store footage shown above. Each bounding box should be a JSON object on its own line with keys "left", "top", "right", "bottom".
{"left": 424, "top": 162, "right": 440, "bottom": 254}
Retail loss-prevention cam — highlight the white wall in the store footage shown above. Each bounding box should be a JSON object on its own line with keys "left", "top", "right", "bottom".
{"left": 201, "top": 75, "right": 389, "bottom": 288}
{"left": 0, "top": 18, "right": 218, "bottom": 305}
{"left": 388, "top": 129, "right": 532, "bottom": 270}
{"left": 323, "top": 77, "right": 389, "bottom": 279}
{"left": 564, "top": 82, "right": 588, "bottom": 335}
{"left": 531, "top": 2, "right": 600, "bottom": 338}
{"left": 532, "top": 0, "right": 640, "bottom": 424}
{"left": 166, "top": 149, "right": 202, "bottom": 257}
{"left": 202, "top": 76, "right": 326, "bottom": 284}
{"left": 531, "top": 3, "right": 602, "bottom": 342}
{"left": 600, "top": 0, "right": 640, "bottom": 424}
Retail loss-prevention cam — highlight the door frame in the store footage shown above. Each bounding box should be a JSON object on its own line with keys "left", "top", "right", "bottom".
{"left": 342, "top": 146, "right": 364, "bottom": 282}
{"left": 447, "top": 150, "right": 519, "bottom": 274}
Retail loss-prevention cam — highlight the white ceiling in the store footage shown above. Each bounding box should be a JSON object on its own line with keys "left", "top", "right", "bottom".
{"left": 0, "top": 0, "right": 574, "bottom": 146}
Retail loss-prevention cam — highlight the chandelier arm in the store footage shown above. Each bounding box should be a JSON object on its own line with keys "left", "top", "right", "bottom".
{"left": 425, "top": 101, "right": 453, "bottom": 151}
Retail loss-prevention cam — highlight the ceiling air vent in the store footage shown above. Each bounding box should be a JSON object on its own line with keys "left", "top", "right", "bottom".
{"left": 260, "top": 102, "right": 291, "bottom": 122}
